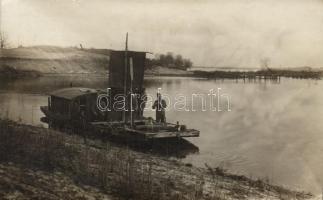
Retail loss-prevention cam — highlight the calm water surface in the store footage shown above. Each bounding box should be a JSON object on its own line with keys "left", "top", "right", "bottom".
{"left": 0, "top": 75, "right": 322, "bottom": 193}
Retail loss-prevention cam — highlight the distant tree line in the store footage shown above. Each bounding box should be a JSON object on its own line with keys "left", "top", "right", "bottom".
{"left": 146, "top": 52, "right": 193, "bottom": 70}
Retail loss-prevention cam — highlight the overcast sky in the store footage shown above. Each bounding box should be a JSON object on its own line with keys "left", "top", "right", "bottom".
{"left": 2, "top": 0, "right": 323, "bottom": 68}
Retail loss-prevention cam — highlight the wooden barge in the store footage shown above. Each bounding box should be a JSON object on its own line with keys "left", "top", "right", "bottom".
{"left": 40, "top": 87, "right": 199, "bottom": 140}
{"left": 41, "top": 42, "right": 200, "bottom": 141}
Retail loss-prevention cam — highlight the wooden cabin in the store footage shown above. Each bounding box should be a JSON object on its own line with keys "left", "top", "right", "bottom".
{"left": 41, "top": 87, "right": 105, "bottom": 125}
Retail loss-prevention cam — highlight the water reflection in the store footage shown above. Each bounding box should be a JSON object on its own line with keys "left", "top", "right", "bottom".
{"left": 0, "top": 76, "right": 322, "bottom": 193}
{"left": 0, "top": 93, "right": 47, "bottom": 126}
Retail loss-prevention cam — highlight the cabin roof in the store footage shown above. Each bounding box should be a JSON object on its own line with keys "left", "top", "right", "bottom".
{"left": 50, "top": 87, "right": 98, "bottom": 100}
{"left": 111, "top": 50, "right": 149, "bottom": 54}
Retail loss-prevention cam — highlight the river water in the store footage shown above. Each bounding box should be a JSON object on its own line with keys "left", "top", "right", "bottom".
{"left": 0, "top": 75, "right": 322, "bottom": 194}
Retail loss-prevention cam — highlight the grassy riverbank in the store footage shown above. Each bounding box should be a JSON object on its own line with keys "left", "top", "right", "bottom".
{"left": 0, "top": 119, "right": 313, "bottom": 200}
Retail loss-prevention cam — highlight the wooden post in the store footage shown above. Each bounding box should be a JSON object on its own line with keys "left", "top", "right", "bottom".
{"left": 123, "top": 33, "right": 128, "bottom": 125}
{"left": 130, "top": 57, "right": 134, "bottom": 128}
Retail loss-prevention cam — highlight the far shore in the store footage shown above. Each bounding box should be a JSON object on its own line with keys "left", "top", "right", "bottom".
{"left": 0, "top": 46, "right": 322, "bottom": 80}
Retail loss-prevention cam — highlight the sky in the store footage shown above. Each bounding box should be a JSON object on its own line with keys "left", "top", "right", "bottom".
{"left": 2, "top": 0, "right": 323, "bottom": 68}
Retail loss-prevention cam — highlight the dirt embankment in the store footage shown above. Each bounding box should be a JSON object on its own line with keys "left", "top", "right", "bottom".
{"left": 0, "top": 46, "right": 109, "bottom": 77}
{"left": 0, "top": 119, "right": 313, "bottom": 200}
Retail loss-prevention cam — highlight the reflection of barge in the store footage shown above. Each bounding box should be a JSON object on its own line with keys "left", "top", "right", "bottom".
{"left": 40, "top": 39, "right": 199, "bottom": 141}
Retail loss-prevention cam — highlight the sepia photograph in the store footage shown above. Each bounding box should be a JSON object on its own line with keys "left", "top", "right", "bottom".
{"left": 0, "top": 0, "right": 322, "bottom": 199}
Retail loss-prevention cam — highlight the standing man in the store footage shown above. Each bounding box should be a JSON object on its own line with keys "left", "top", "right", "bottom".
{"left": 152, "top": 93, "right": 167, "bottom": 123}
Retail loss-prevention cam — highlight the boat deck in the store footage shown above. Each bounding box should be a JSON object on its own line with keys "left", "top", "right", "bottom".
{"left": 90, "top": 120, "right": 200, "bottom": 139}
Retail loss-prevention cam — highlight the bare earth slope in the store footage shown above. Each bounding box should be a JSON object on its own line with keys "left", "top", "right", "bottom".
{"left": 0, "top": 46, "right": 109, "bottom": 74}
